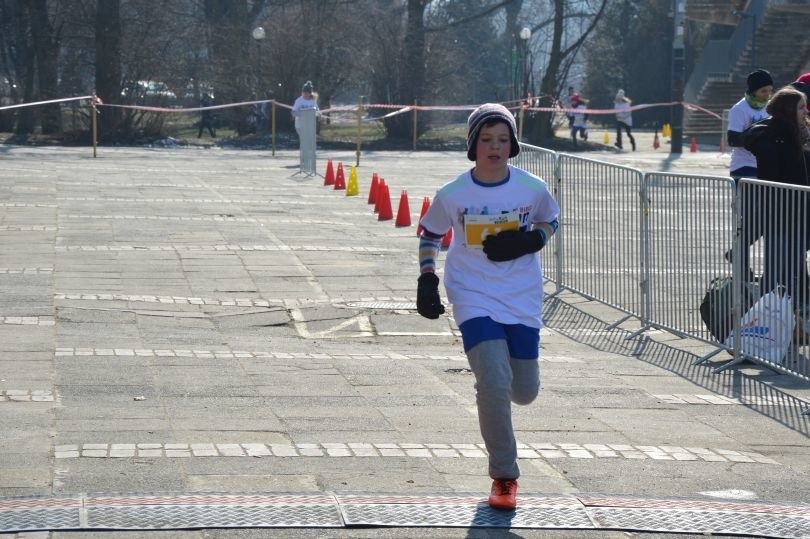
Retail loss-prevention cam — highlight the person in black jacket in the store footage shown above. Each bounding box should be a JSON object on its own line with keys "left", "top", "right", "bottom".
{"left": 743, "top": 87, "right": 810, "bottom": 308}
{"left": 198, "top": 94, "right": 216, "bottom": 138}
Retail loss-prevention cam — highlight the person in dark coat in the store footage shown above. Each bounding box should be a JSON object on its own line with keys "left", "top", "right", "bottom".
{"left": 198, "top": 94, "right": 216, "bottom": 138}
{"left": 790, "top": 73, "right": 810, "bottom": 150}
{"left": 743, "top": 87, "right": 810, "bottom": 309}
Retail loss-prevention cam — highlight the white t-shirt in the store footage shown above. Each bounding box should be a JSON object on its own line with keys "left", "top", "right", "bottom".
{"left": 728, "top": 96, "right": 769, "bottom": 173}
{"left": 419, "top": 165, "right": 560, "bottom": 328}
{"left": 615, "top": 102, "right": 632, "bottom": 126}
{"left": 292, "top": 96, "right": 318, "bottom": 129}
{"left": 572, "top": 103, "right": 588, "bottom": 128}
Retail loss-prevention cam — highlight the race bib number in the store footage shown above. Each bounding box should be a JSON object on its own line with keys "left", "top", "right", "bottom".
{"left": 464, "top": 212, "right": 520, "bottom": 248}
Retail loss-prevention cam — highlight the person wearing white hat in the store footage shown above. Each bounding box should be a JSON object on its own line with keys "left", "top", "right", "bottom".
{"left": 613, "top": 89, "right": 635, "bottom": 151}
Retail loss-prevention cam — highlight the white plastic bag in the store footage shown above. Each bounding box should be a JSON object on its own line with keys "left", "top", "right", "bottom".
{"left": 724, "top": 289, "right": 795, "bottom": 365}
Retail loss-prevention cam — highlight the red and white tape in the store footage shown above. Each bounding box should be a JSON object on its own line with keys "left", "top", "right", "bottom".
{"left": 0, "top": 94, "right": 723, "bottom": 122}
{"left": 0, "top": 95, "right": 92, "bottom": 112}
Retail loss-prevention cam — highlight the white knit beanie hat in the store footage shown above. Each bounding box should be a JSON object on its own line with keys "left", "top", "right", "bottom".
{"left": 466, "top": 103, "right": 520, "bottom": 161}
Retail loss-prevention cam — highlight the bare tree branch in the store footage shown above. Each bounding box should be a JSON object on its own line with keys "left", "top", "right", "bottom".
{"left": 425, "top": 0, "right": 514, "bottom": 32}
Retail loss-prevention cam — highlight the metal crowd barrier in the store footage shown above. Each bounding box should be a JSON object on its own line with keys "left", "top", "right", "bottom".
{"left": 555, "top": 154, "right": 646, "bottom": 325}
{"left": 643, "top": 172, "right": 736, "bottom": 350}
{"left": 515, "top": 144, "right": 809, "bottom": 415}
{"left": 724, "top": 179, "right": 810, "bottom": 384}
{"left": 513, "top": 144, "right": 560, "bottom": 290}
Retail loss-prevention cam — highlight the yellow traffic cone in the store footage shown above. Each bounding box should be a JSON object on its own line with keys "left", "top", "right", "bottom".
{"left": 603, "top": 131, "right": 610, "bottom": 144}
{"left": 346, "top": 166, "right": 359, "bottom": 196}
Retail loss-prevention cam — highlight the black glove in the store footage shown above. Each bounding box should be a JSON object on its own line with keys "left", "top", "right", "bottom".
{"left": 482, "top": 229, "right": 545, "bottom": 262}
{"left": 416, "top": 272, "right": 445, "bottom": 319}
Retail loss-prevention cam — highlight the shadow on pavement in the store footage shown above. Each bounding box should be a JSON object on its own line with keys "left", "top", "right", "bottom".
{"left": 543, "top": 294, "right": 810, "bottom": 437}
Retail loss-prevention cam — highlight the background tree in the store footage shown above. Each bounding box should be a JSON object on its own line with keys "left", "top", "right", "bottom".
{"left": 203, "top": 0, "right": 255, "bottom": 134}
{"left": 526, "top": 0, "right": 608, "bottom": 143}
{"left": 581, "top": 0, "right": 672, "bottom": 129}
{"left": 255, "top": 1, "right": 362, "bottom": 133}
{"left": 381, "top": 0, "right": 427, "bottom": 140}
{"left": 1, "top": 1, "right": 36, "bottom": 134}
{"left": 0, "top": 0, "right": 613, "bottom": 144}
{"left": 95, "top": 0, "right": 122, "bottom": 137}
{"left": 28, "top": 0, "right": 61, "bottom": 133}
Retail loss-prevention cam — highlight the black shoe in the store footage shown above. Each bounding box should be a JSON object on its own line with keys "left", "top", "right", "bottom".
{"left": 614, "top": 142, "right": 622, "bottom": 149}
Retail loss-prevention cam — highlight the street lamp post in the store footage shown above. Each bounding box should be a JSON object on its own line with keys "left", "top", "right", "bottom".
{"left": 519, "top": 27, "right": 531, "bottom": 100}
{"left": 670, "top": 0, "right": 685, "bottom": 154}
{"left": 251, "top": 26, "right": 266, "bottom": 134}
{"left": 251, "top": 26, "right": 266, "bottom": 92}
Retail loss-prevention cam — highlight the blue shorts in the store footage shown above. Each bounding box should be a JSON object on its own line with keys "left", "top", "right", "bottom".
{"left": 458, "top": 316, "right": 539, "bottom": 360}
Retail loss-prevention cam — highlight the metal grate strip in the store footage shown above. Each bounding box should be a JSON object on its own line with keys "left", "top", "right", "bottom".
{"left": 589, "top": 507, "right": 810, "bottom": 538}
{"left": 1, "top": 492, "right": 808, "bottom": 536}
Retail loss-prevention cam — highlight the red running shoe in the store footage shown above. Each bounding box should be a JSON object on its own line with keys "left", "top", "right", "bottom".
{"left": 488, "top": 478, "right": 518, "bottom": 510}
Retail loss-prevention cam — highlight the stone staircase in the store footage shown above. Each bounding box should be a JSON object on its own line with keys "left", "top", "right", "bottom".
{"left": 683, "top": 0, "right": 810, "bottom": 137}
{"left": 685, "top": 0, "right": 748, "bottom": 25}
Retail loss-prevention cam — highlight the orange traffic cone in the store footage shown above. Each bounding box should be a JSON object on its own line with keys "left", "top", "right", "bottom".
{"left": 334, "top": 163, "right": 346, "bottom": 190}
{"left": 395, "top": 190, "right": 411, "bottom": 227}
{"left": 653, "top": 132, "right": 660, "bottom": 149}
{"left": 441, "top": 227, "right": 453, "bottom": 249}
{"left": 324, "top": 159, "right": 335, "bottom": 186}
{"left": 416, "top": 196, "right": 430, "bottom": 236}
{"left": 368, "top": 173, "right": 379, "bottom": 205}
{"left": 690, "top": 136, "right": 697, "bottom": 153}
{"left": 378, "top": 183, "right": 393, "bottom": 221}
{"left": 374, "top": 179, "right": 386, "bottom": 213}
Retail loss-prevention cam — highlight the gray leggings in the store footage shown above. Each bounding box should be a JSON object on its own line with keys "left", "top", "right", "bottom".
{"left": 466, "top": 339, "right": 540, "bottom": 479}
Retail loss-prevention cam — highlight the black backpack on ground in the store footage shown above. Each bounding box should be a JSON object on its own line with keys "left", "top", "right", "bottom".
{"left": 699, "top": 276, "right": 757, "bottom": 343}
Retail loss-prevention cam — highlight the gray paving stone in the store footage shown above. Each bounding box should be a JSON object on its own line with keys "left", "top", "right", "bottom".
{"left": 0, "top": 147, "right": 808, "bottom": 537}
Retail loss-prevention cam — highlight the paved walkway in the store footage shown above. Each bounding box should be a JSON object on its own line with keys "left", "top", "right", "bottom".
{"left": 0, "top": 143, "right": 808, "bottom": 538}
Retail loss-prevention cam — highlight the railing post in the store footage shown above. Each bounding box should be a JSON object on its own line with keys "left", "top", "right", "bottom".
{"left": 271, "top": 100, "right": 276, "bottom": 157}
{"left": 639, "top": 173, "right": 652, "bottom": 326}
{"left": 518, "top": 104, "right": 525, "bottom": 141}
{"left": 355, "top": 95, "right": 363, "bottom": 167}
{"left": 553, "top": 155, "right": 563, "bottom": 295}
{"left": 91, "top": 89, "right": 98, "bottom": 158}
{"left": 412, "top": 101, "right": 418, "bottom": 152}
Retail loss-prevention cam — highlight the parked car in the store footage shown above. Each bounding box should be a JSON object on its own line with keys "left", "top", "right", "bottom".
{"left": 121, "top": 80, "right": 177, "bottom": 103}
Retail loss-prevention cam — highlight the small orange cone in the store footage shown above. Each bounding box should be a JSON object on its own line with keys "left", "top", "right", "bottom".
{"left": 653, "top": 132, "right": 660, "bottom": 149}
{"left": 374, "top": 179, "right": 386, "bottom": 213}
{"left": 334, "top": 162, "right": 346, "bottom": 190}
{"left": 324, "top": 159, "right": 335, "bottom": 186}
{"left": 395, "top": 190, "right": 411, "bottom": 227}
{"left": 378, "top": 183, "right": 393, "bottom": 221}
{"left": 690, "top": 136, "right": 697, "bottom": 153}
{"left": 441, "top": 227, "right": 453, "bottom": 249}
{"left": 416, "top": 196, "right": 430, "bottom": 236}
{"left": 368, "top": 173, "right": 379, "bottom": 205}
